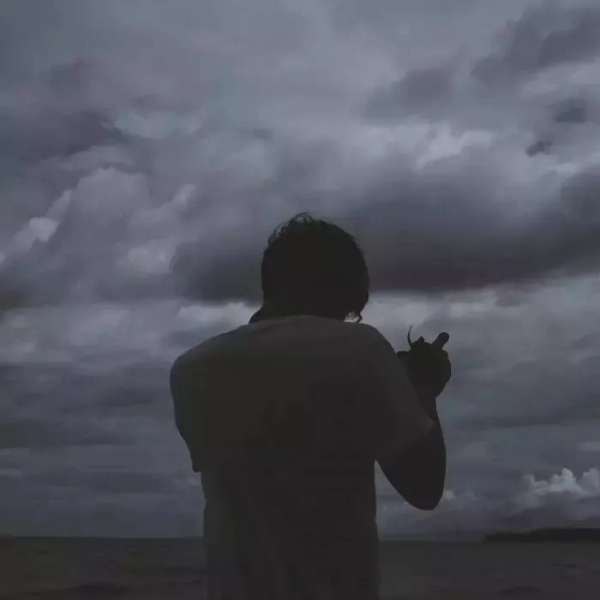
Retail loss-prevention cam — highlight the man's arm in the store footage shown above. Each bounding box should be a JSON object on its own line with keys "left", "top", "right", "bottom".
{"left": 378, "top": 386, "right": 446, "bottom": 511}
{"left": 358, "top": 326, "right": 450, "bottom": 511}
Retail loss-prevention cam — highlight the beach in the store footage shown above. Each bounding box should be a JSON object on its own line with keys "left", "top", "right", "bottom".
{"left": 0, "top": 536, "right": 599, "bottom": 599}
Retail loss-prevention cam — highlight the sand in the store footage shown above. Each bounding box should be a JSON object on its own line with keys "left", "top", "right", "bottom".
{"left": 0, "top": 536, "right": 598, "bottom": 599}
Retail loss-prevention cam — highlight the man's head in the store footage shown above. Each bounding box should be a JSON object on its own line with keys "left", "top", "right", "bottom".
{"left": 260, "top": 213, "right": 369, "bottom": 322}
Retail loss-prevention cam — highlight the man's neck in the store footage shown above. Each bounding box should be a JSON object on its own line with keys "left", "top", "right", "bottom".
{"left": 249, "top": 301, "right": 306, "bottom": 323}
{"left": 249, "top": 300, "right": 341, "bottom": 324}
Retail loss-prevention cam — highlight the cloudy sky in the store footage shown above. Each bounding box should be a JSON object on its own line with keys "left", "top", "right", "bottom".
{"left": 1, "top": 0, "right": 600, "bottom": 538}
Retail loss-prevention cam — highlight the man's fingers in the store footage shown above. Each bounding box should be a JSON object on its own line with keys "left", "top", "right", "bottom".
{"left": 431, "top": 332, "right": 450, "bottom": 350}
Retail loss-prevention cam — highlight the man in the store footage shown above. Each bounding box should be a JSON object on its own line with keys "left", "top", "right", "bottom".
{"left": 170, "top": 212, "right": 451, "bottom": 600}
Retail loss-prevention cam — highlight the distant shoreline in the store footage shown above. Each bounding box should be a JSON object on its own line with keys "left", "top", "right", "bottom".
{"left": 484, "top": 528, "right": 600, "bottom": 543}
{"left": 1, "top": 527, "right": 599, "bottom": 544}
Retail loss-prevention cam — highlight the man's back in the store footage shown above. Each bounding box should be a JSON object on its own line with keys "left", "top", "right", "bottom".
{"left": 170, "top": 315, "right": 433, "bottom": 600}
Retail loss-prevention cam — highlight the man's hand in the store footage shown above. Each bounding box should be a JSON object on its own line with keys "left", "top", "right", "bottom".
{"left": 397, "top": 331, "right": 451, "bottom": 399}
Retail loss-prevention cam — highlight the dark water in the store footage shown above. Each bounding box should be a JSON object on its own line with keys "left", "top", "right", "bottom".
{"left": 1, "top": 537, "right": 599, "bottom": 599}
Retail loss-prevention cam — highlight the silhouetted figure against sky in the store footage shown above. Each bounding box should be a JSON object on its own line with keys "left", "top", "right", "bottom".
{"left": 170, "top": 213, "right": 451, "bottom": 600}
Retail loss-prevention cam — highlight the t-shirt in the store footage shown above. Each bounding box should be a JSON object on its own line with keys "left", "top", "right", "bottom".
{"left": 170, "top": 315, "right": 433, "bottom": 600}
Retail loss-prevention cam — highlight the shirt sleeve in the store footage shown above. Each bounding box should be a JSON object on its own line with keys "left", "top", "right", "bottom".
{"left": 170, "top": 354, "right": 205, "bottom": 472}
{"left": 357, "top": 325, "right": 434, "bottom": 461}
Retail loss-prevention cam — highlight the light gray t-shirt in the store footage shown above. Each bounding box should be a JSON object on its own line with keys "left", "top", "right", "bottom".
{"left": 170, "top": 315, "right": 433, "bottom": 600}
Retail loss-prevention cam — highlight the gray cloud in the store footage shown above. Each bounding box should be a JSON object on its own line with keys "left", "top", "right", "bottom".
{"left": 34, "top": 469, "right": 174, "bottom": 494}
{"left": 526, "top": 138, "right": 554, "bottom": 156}
{"left": 346, "top": 165, "right": 600, "bottom": 293}
{"left": 553, "top": 96, "right": 589, "bottom": 124}
{"left": 177, "top": 161, "right": 600, "bottom": 303}
{"left": 364, "top": 66, "right": 455, "bottom": 119}
{"left": 0, "top": 416, "right": 118, "bottom": 450}
{"left": 2, "top": 2, "right": 600, "bottom": 307}
{"left": 472, "top": 4, "right": 600, "bottom": 85}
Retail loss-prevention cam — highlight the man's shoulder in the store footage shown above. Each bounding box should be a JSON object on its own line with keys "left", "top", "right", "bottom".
{"left": 170, "top": 349, "right": 194, "bottom": 383}
{"left": 273, "top": 317, "right": 388, "bottom": 349}
{"left": 170, "top": 333, "right": 228, "bottom": 375}
{"left": 331, "top": 322, "right": 401, "bottom": 374}
{"left": 307, "top": 320, "right": 395, "bottom": 364}
{"left": 341, "top": 321, "right": 393, "bottom": 350}
{"left": 346, "top": 321, "right": 386, "bottom": 340}
{"left": 171, "top": 319, "right": 391, "bottom": 372}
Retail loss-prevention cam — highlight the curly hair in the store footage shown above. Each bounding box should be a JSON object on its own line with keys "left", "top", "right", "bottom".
{"left": 260, "top": 212, "right": 369, "bottom": 322}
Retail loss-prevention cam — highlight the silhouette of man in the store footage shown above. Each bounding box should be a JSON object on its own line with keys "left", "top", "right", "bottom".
{"left": 170, "top": 213, "right": 451, "bottom": 600}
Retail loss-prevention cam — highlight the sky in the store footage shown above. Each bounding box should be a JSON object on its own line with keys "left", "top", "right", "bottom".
{"left": 1, "top": 0, "right": 600, "bottom": 538}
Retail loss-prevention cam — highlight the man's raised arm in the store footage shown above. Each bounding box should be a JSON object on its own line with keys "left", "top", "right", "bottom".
{"left": 378, "top": 385, "right": 446, "bottom": 511}
{"left": 358, "top": 326, "right": 450, "bottom": 511}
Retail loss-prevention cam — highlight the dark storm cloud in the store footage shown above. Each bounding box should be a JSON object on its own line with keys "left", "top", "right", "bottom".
{"left": 363, "top": 65, "right": 455, "bottom": 119}
{"left": 363, "top": 165, "right": 600, "bottom": 293}
{"left": 3, "top": 1, "right": 600, "bottom": 308}
{"left": 0, "top": 110, "right": 127, "bottom": 178}
{"left": 1, "top": 0, "right": 600, "bottom": 537}
{"left": 0, "top": 416, "right": 119, "bottom": 449}
{"left": 34, "top": 469, "right": 173, "bottom": 494}
{"left": 163, "top": 4, "right": 600, "bottom": 304}
{"left": 177, "top": 161, "right": 600, "bottom": 303}
{"left": 526, "top": 138, "right": 553, "bottom": 156}
{"left": 0, "top": 361, "right": 173, "bottom": 451}
{"left": 553, "top": 97, "right": 589, "bottom": 124}
{"left": 174, "top": 240, "right": 264, "bottom": 303}
{"left": 472, "top": 4, "right": 600, "bottom": 85}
